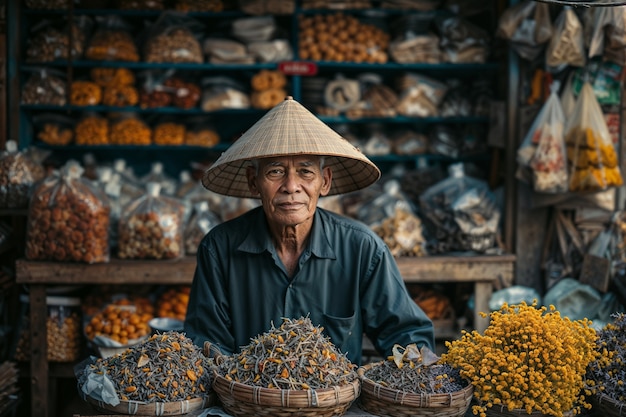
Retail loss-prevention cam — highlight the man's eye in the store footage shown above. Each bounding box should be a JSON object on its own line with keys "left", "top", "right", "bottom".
{"left": 267, "top": 169, "right": 284, "bottom": 177}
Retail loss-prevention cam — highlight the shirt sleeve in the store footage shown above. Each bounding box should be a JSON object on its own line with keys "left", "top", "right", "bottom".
{"left": 361, "top": 244, "right": 435, "bottom": 357}
{"left": 183, "top": 237, "right": 236, "bottom": 357}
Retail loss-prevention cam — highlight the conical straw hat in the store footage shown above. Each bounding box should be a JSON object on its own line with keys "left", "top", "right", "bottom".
{"left": 202, "top": 96, "right": 381, "bottom": 197}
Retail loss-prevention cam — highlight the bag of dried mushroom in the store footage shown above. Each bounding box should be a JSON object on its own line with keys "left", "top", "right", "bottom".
{"left": 118, "top": 182, "right": 185, "bottom": 260}
{"left": 25, "top": 160, "right": 111, "bottom": 263}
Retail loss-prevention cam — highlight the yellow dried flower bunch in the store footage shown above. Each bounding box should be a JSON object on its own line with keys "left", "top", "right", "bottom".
{"left": 440, "top": 301, "right": 599, "bottom": 417}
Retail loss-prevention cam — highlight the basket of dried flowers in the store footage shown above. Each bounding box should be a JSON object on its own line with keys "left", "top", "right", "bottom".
{"left": 585, "top": 312, "right": 626, "bottom": 417}
{"left": 441, "top": 301, "right": 599, "bottom": 417}
{"left": 357, "top": 343, "right": 473, "bottom": 417}
{"left": 211, "top": 316, "right": 360, "bottom": 417}
{"left": 76, "top": 331, "right": 216, "bottom": 415}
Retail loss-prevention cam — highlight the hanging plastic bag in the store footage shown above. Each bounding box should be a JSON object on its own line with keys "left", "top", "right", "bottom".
{"left": 496, "top": 0, "right": 553, "bottom": 61}
{"left": 605, "top": 6, "right": 626, "bottom": 65}
{"left": 516, "top": 82, "right": 568, "bottom": 194}
{"left": 0, "top": 140, "right": 47, "bottom": 208}
{"left": 25, "top": 160, "right": 111, "bottom": 263}
{"left": 118, "top": 182, "right": 185, "bottom": 260}
{"left": 546, "top": 7, "right": 585, "bottom": 69}
{"left": 585, "top": 7, "right": 612, "bottom": 59}
{"left": 184, "top": 201, "right": 221, "bottom": 255}
{"left": 565, "top": 81, "right": 623, "bottom": 192}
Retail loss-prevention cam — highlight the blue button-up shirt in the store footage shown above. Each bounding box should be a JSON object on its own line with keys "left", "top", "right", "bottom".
{"left": 184, "top": 206, "right": 434, "bottom": 365}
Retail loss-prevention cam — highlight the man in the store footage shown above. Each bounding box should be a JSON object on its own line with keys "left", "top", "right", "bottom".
{"left": 184, "top": 96, "right": 434, "bottom": 365}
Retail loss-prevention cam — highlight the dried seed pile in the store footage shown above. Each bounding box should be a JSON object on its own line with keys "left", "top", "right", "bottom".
{"left": 81, "top": 332, "right": 213, "bottom": 403}
{"left": 364, "top": 360, "right": 466, "bottom": 394}
{"left": 218, "top": 316, "right": 357, "bottom": 390}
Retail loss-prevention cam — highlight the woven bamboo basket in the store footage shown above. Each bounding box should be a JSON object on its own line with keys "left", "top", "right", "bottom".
{"left": 212, "top": 372, "right": 361, "bottom": 417}
{"left": 84, "top": 393, "right": 215, "bottom": 415}
{"left": 591, "top": 392, "right": 626, "bottom": 417}
{"left": 357, "top": 362, "right": 474, "bottom": 417}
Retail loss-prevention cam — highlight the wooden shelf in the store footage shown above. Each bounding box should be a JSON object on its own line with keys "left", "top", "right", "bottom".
{"left": 16, "top": 257, "right": 197, "bottom": 285}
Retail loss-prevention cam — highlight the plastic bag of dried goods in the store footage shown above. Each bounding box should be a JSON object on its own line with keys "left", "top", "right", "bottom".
{"left": 25, "top": 160, "right": 110, "bottom": 263}
{"left": 21, "top": 68, "right": 67, "bottom": 106}
{"left": 0, "top": 140, "right": 47, "bottom": 208}
{"left": 496, "top": 0, "right": 552, "bottom": 61}
{"left": 419, "top": 163, "right": 499, "bottom": 253}
{"left": 184, "top": 201, "right": 221, "bottom": 255}
{"left": 184, "top": 117, "right": 220, "bottom": 147}
{"left": 546, "top": 7, "right": 585, "bottom": 69}
{"left": 85, "top": 15, "right": 139, "bottom": 62}
{"left": 109, "top": 113, "right": 151, "bottom": 146}
{"left": 25, "top": 16, "right": 91, "bottom": 62}
{"left": 436, "top": 15, "right": 490, "bottom": 63}
{"left": 118, "top": 182, "right": 185, "bottom": 260}
{"left": 565, "top": 81, "right": 623, "bottom": 192}
{"left": 516, "top": 82, "right": 568, "bottom": 194}
{"left": 143, "top": 12, "right": 203, "bottom": 63}
{"left": 357, "top": 179, "right": 416, "bottom": 229}
{"left": 33, "top": 113, "right": 75, "bottom": 146}
{"left": 201, "top": 76, "right": 250, "bottom": 111}
{"left": 395, "top": 73, "right": 447, "bottom": 117}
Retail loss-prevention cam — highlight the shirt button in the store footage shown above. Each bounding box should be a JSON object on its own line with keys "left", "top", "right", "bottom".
{"left": 289, "top": 284, "right": 293, "bottom": 288}
{"left": 348, "top": 331, "right": 352, "bottom": 335}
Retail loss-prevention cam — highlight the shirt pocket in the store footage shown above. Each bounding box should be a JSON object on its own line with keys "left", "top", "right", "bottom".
{"left": 322, "top": 311, "right": 356, "bottom": 352}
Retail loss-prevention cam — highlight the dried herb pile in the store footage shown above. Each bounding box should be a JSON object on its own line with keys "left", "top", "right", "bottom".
{"left": 217, "top": 316, "right": 357, "bottom": 390}
{"left": 364, "top": 344, "right": 467, "bottom": 394}
{"left": 585, "top": 312, "right": 626, "bottom": 402}
{"left": 81, "top": 331, "right": 213, "bottom": 403}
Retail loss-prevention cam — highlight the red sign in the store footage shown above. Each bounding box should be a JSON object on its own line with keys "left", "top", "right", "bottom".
{"left": 278, "top": 61, "right": 318, "bottom": 76}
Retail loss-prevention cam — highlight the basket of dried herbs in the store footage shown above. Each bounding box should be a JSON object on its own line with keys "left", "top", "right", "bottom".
{"left": 357, "top": 343, "right": 473, "bottom": 417}
{"left": 441, "top": 301, "right": 599, "bottom": 417}
{"left": 76, "top": 331, "right": 215, "bottom": 415}
{"left": 212, "top": 316, "right": 360, "bottom": 417}
{"left": 585, "top": 312, "right": 626, "bottom": 417}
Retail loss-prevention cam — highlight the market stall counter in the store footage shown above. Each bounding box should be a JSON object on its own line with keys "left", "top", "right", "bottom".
{"left": 16, "top": 253, "right": 515, "bottom": 417}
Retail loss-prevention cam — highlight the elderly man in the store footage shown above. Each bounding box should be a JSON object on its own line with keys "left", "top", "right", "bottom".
{"left": 184, "top": 96, "right": 434, "bottom": 365}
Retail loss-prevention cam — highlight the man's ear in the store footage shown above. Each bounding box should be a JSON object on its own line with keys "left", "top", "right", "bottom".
{"left": 246, "top": 165, "right": 260, "bottom": 196}
{"left": 320, "top": 166, "right": 332, "bottom": 196}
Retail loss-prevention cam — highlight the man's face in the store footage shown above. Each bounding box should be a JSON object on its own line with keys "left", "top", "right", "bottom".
{"left": 246, "top": 155, "right": 332, "bottom": 228}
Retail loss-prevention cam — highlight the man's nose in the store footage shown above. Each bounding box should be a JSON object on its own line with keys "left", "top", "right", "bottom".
{"left": 281, "top": 172, "right": 300, "bottom": 193}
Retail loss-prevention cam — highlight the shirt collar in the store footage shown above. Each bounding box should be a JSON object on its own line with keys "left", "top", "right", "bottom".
{"left": 238, "top": 207, "right": 336, "bottom": 259}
